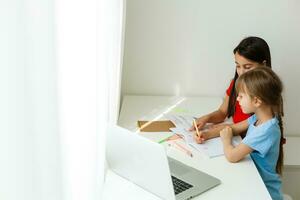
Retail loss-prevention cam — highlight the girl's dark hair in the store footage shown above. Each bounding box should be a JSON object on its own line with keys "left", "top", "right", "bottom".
{"left": 228, "top": 36, "right": 272, "bottom": 118}
{"left": 235, "top": 66, "right": 284, "bottom": 174}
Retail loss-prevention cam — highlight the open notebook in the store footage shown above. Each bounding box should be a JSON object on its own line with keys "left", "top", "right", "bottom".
{"left": 170, "top": 127, "right": 241, "bottom": 158}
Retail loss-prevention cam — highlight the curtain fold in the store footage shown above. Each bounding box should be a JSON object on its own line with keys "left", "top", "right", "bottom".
{"left": 56, "top": 0, "right": 125, "bottom": 199}
{"left": 98, "top": 0, "right": 125, "bottom": 190}
{"left": 1, "top": 0, "right": 124, "bottom": 199}
{"left": 1, "top": 0, "right": 62, "bottom": 200}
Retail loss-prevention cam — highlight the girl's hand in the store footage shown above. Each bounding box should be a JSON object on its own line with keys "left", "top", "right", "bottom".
{"left": 193, "top": 131, "right": 206, "bottom": 144}
{"left": 220, "top": 126, "right": 233, "bottom": 142}
{"left": 189, "top": 116, "right": 209, "bottom": 131}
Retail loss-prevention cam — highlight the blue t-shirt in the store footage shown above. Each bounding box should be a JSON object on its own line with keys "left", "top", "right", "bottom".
{"left": 242, "top": 115, "right": 283, "bottom": 200}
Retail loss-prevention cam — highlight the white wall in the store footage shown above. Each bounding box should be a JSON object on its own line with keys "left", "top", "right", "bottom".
{"left": 121, "top": 0, "right": 300, "bottom": 136}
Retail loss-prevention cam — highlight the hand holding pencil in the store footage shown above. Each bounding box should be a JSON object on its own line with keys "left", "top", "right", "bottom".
{"left": 193, "top": 119, "right": 205, "bottom": 144}
{"left": 189, "top": 116, "right": 208, "bottom": 131}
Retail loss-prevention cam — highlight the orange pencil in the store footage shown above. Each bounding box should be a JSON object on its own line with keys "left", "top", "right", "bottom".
{"left": 193, "top": 119, "right": 200, "bottom": 137}
{"left": 169, "top": 141, "right": 193, "bottom": 157}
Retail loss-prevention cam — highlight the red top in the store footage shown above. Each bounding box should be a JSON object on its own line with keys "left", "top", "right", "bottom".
{"left": 226, "top": 80, "right": 251, "bottom": 123}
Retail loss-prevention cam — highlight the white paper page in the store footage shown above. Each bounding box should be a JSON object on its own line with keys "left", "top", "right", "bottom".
{"left": 169, "top": 127, "right": 194, "bottom": 143}
{"left": 189, "top": 136, "right": 241, "bottom": 158}
{"left": 169, "top": 127, "right": 241, "bottom": 158}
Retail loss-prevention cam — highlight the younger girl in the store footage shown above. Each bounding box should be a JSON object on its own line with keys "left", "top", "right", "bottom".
{"left": 220, "top": 66, "right": 284, "bottom": 200}
{"left": 192, "top": 36, "right": 272, "bottom": 142}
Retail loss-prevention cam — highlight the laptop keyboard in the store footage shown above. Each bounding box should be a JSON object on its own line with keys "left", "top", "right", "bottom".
{"left": 171, "top": 176, "right": 193, "bottom": 195}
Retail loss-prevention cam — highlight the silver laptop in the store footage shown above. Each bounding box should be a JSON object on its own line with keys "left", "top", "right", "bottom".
{"left": 106, "top": 125, "right": 221, "bottom": 200}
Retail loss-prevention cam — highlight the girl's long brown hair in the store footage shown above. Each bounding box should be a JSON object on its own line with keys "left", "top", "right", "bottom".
{"left": 228, "top": 36, "right": 272, "bottom": 118}
{"left": 235, "top": 66, "right": 284, "bottom": 174}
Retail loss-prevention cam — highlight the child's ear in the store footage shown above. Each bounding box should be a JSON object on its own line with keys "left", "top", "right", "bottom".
{"left": 262, "top": 60, "right": 267, "bottom": 66}
{"left": 253, "top": 96, "right": 262, "bottom": 107}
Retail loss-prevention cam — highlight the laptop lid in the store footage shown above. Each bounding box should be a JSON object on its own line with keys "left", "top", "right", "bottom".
{"left": 106, "top": 125, "right": 176, "bottom": 200}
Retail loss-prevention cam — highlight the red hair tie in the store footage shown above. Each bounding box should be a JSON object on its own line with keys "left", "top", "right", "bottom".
{"left": 281, "top": 137, "right": 286, "bottom": 145}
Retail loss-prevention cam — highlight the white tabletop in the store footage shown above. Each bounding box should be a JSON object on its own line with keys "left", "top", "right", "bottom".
{"left": 103, "top": 95, "right": 272, "bottom": 200}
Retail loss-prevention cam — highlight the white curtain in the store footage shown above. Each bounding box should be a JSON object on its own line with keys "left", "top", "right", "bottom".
{"left": 1, "top": 0, "right": 62, "bottom": 200}
{"left": 56, "top": 0, "right": 124, "bottom": 199}
{"left": 98, "top": 0, "right": 126, "bottom": 185}
{"left": 0, "top": 0, "right": 124, "bottom": 199}
{"left": 102, "top": 0, "right": 126, "bottom": 124}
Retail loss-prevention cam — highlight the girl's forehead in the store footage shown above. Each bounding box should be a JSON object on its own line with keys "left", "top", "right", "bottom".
{"left": 234, "top": 53, "right": 254, "bottom": 64}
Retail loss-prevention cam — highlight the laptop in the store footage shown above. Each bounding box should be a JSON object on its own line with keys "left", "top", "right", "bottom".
{"left": 106, "top": 125, "right": 221, "bottom": 200}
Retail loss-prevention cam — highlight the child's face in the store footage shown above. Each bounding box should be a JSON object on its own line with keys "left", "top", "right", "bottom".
{"left": 234, "top": 53, "right": 264, "bottom": 76}
{"left": 236, "top": 91, "right": 256, "bottom": 114}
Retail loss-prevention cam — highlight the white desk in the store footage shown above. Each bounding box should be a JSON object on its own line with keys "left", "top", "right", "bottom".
{"left": 103, "top": 95, "right": 272, "bottom": 200}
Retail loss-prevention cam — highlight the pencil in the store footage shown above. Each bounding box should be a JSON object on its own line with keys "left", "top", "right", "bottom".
{"left": 193, "top": 119, "right": 200, "bottom": 137}
{"left": 158, "top": 136, "right": 170, "bottom": 144}
{"left": 171, "top": 141, "right": 193, "bottom": 157}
